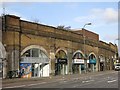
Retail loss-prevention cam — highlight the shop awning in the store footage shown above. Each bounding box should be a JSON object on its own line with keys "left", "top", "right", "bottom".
{"left": 89, "top": 59, "right": 96, "bottom": 64}
{"left": 21, "top": 57, "right": 49, "bottom": 64}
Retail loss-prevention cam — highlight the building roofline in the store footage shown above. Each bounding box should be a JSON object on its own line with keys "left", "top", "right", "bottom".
{"left": 74, "top": 29, "right": 99, "bottom": 36}
{"left": 20, "top": 17, "right": 83, "bottom": 36}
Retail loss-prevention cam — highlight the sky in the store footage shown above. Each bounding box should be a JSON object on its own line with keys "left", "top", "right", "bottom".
{"left": 0, "top": 1, "right": 118, "bottom": 45}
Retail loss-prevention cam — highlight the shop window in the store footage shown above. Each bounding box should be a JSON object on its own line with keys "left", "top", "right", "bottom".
{"left": 39, "top": 50, "right": 48, "bottom": 58}
{"left": 24, "top": 50, "right": 31, "bottom": 57}
{"left": 32, "top": 48, "right": 39, "bottom": 57}
{"left": 73, "top": 52, "right": 83, "bottom": 59}
{"left": 89, "top": 54, "right": 95, "bottom": 60}
{"left": 56, "top": 50, "right": 67, "bottom": 59}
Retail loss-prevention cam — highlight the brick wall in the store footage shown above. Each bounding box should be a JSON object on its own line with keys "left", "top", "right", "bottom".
{"left": 74, "top": 29, "right": 99, "bottom": 41}
{"left": 2, "top": 15, "right": 117, "bottom": 73}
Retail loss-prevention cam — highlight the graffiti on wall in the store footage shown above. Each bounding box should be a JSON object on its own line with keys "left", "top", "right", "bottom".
{"left": 20, "top": 63, "right": 32, "bottom": 78}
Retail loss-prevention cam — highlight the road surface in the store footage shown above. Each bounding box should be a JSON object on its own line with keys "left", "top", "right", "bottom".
{"left": 2, "top": 70, "right": 119, "bottom": 89}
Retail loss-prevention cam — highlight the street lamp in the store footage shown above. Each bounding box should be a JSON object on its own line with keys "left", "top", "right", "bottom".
{"left": 83, "top": 23, "right": 92, "bottom": 29}
{"left": 82, "top": 23, "right": 92, "bottom": 57}
{"left": 82, "top": 23, "right": 92, "bottom": 73}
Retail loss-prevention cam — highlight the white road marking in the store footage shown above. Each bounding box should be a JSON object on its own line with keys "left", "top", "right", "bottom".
{"left": 108, "top": 80, "right": 117, "bottom": 83}
{"left": 27, "top": 82, "right": 46, "bottom": 86}
{"left": 4, "top": 85, "right": 26, "bottom": 88}
{"left": 3, "top": 82, "right": 47, "bottom": 88}
{"left": 82, "top": 80, "right": 94, "bottom": 83}
{"left": 73, "top": 80, "right": 95, "bottom": 87}
{"left": 73, "top": 77, "right": 110, "bottom": 88}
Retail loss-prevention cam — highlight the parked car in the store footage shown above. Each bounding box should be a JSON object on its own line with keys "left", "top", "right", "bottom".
{"left": 114, "top": 63, "right": 120, "bottom": 71}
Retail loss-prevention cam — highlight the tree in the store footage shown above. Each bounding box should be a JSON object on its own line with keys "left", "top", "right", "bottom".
{"left": 57, "top": 25, "right": 71, "bottom": 30}
{"left": 57, "top": 25, "right": 65, "bottom": 29}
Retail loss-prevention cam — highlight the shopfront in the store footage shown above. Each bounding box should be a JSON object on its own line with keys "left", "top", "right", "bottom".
{"left": 72, "top": 51, "right": 85, "bottom": 74}
{"left": 88, "top": 53, "right": 96, "bottom": 72}
{"left": 20, "top": 46, "right": 49, "bottom": 78}
{"left": 55, "top": 50, "right": 68, "bottom": 75}
{"left": 99, "top": 55, "right": 105, "bottom": 71}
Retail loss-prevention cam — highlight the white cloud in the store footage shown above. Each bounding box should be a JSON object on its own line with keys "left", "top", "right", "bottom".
{"left": 74, "top": 8, "right": 118, "bottom": 43}
{"left": 91, "top": 8, "right": 118, "bottom": 24}
{"left": 73, "top": 15, "right": 95, "bottom": 24}
{"left": 102, "top": 34, "right": 118, "bottom": 43}
{"left": 74, "top": 8, "right": 118, "bottom": 25}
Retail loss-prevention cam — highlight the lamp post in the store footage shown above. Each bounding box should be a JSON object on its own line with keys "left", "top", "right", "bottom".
{"left": 83, "top": 23, "right": 92, "bottom": 29}
{"left": 82, "top": 23, "right": 92, "bottom": 73}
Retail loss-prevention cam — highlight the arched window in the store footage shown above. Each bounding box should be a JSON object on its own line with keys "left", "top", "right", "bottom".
{"left": 73, "top": 52, "right": 84, "bottom": 59}
{"left": 23, "top": 48, "right": 48, "bottom": 59}
{"left": 55, "top": 50, "right": 67, "bottom": 59}
{"left": 89, "top": 54, "right": 95, "bottom": 60}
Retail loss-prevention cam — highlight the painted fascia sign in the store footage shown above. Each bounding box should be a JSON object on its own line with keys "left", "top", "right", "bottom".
{"left": 100, "top": 59, "right": 105, "bottom": 62}
{"left": 89, "top": 59, "right": 96, "bottom": 64}
{"left": 73, "top": 59, "right": 84, "bottom": 64}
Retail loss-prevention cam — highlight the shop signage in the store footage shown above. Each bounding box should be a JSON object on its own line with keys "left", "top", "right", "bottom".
{"left": 89, "top": 59, "right": 96, "bottom": 64}
{"left": 57, "top": 58, "right": 67, "bottom": 64}
{"left": 73, "top": 59, "right": 84, "bottom": 64}
{"left": 100, "top": 59, "right": 105, "bottom": 62}
{"left": 87, "top": 60, "right": 89, "bottom": 63}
